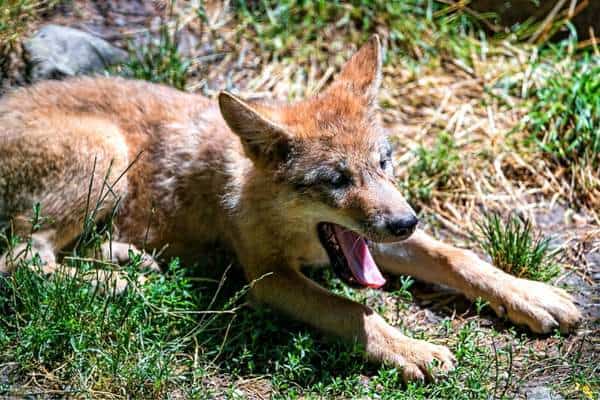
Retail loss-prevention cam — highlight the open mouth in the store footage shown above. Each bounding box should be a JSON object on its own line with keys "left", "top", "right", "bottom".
{"left": 317, "top": 223, "right": 386, "bottom": 289}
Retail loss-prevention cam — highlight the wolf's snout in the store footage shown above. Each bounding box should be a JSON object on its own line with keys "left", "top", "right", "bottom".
{"left": 386, "top": 214, "right": 418, "bottom": 239}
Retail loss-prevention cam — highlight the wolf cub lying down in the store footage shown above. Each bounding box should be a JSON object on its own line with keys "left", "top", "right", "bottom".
{"left": 0, "top": 35, "right": 580, "bottom": 382}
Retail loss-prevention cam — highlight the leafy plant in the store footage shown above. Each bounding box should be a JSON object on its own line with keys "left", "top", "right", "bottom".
{"left": 475, "top": 213, "right": 560, "bottom": 281}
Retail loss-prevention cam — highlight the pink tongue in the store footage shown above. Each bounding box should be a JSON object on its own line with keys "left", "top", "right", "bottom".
{"left": 332, "top": 225, "right": 386, "bottom": 288}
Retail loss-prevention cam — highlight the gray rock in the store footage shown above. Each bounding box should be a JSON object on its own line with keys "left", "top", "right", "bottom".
{"left": 24, "top": 24, "right": 127, "bottom": 81}
{"left": 525, "top": 386, "right": 564, "bottom": 400}
{"left": 587, "top": 251, "right": 600, "bottom": 272}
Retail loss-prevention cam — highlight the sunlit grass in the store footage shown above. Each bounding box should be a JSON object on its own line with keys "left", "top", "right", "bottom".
{"left": 111, "top": 21, "right": 191, "bottom": 90}
{"left": 475, "top": 213, "right": 561, "bottom": 282}
{"left": 525, "top": 53, "right": 600, "bottom": 167}
{"left": 402, "top": 132, "right": 460, "bottom": 204}
{"left": 233, "top": 0, "right": 487, "bottom": 65}
{"left": 0, "top": 0, "right": 63, "bottom": 48}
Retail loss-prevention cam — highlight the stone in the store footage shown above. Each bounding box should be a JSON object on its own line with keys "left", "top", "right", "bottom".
{"left": 24, "top": 24, "right": 127, "bottom": 81}
{"left": 525, "top": 385, "right": 564, "bottom": 400}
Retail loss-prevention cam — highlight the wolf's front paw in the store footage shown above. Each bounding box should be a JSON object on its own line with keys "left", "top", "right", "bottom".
{"left": 366, "top": 318, "right": 455, "bottom": 382}
{"left": 487, "top": 277, "right": 581, "bottom": 334}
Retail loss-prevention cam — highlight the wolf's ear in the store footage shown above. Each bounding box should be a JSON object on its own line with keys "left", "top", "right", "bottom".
{"left": 219, "top": 91, "right": 292, "bottom": 165}
{"left": 331, "top": 34, "right": 382, "bottom": 105}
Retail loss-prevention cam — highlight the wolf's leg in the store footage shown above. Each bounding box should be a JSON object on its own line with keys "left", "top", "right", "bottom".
{"left": 0, "top": 230, "right": 57, "bottom": 275}
{"left": 0, "top": 235, "right": 150, "bottom": 294}
{"left": 372, "top": 230, "right": 581, "bottom": 334}
{"left": 249, "top": 267, "right": 454, "bottom": 382}
{"left": 89, "top": 241, "right": 160, "bottom": 293}
{"left": 0, "top": 229, "right": 86, "bottom": 286}
{"left": 0, "top": 234, "right": 85, "bottom": 290}
{"left": 100, "top": 241, "right": 160, "bottom": 273}
{"left": 0, "top": 115, "right": 138, "bottom": 289}
{"left": 0, "top": 230, "right": 133, "bottom": 293}
{"left": 53, "top": 241, "right": 159, "bottom": 294}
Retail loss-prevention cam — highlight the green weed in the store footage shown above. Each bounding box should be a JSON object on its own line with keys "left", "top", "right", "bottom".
{"left": 0, "top": 0, "right": 64, "bottom": 80}
{"left": 113, "top": 21, "right": 191, "bottom": 90}
{"left": 402, "top": 132, "right": 460, "bottom": 204}
{"left": 475, "top": 213, "right": 561, "bottom": 281}
{"left": 0, "top": 258, "right": 197, "bottom": 397}
{"left": 525, "top": 52, "right": 600, "bottom": 167}
{"left": 0, "top": 207, "right": 589, "bottom": 398}
{"left": 0, "top": 0, "right": 62, "bottom": 48}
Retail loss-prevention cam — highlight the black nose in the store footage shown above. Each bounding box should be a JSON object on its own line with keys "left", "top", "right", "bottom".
{"left": 387, "top": 215, "right": 418, "bottom": 238}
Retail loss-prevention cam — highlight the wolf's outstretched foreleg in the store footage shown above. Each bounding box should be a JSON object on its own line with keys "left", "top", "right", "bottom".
{"left": 372, "top": 230, "right": 581, "bottom": 334}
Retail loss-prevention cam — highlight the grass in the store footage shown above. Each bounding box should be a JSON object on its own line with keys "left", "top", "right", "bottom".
{"left": 475, "top": 213, "right": 561, "bottom": 282}
{"left": 0, "top": 204, "right": 588, "bottom": 398}
{"left": 233, "top": 0, "right": 487, "bottom": 66}
{"left": 401, "top": 132, "right": 460, "bottom": 205}
{"left": 111, "top": 20, "right": 191, "bottom": 90}
{"left": 1, "top": 258, "right": 211, "bottom": 397}
{"left": 0, "top": 0, "right": 62, "bottom": 47}
{"left": 0, "top": 0, "right": 64, "bottom": 82}
{"left": 524, "top": 52, "right": 600, "bottom": 167}
{"left": 504, "top": 32, "right": 600, "bottom": 211}
{"left": 1, "top": 256, "right": 595, "bottom": 398}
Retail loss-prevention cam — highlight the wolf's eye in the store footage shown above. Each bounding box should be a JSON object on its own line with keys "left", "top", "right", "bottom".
{"left": 328, "top": 171, "right": 352, "bottom": 189}
{"left": 380, "top": 158, "right": 388, "bottom": 170}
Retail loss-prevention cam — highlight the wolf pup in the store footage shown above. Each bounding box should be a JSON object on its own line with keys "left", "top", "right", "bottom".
{"left": 0, "top": 35, "right": 580, "bottom": 381}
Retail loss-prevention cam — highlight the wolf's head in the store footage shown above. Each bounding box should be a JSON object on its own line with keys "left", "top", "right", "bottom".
{"left": 219, "top": 35, "right": 416, "bottom": 289}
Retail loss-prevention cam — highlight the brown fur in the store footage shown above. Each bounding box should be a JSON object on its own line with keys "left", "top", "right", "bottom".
{"left": 0, "top": 35, "right": 580, "bottom": 382}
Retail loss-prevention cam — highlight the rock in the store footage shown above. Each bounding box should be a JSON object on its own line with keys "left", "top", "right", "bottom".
{"left": 24, "top": 24, "right": 128, "bottom": 81}
{"left": 525, "top": 386, "right": 564, "bottom": 400}
{"left": 586, "top": 252, "right": 600, "bottom": 272}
